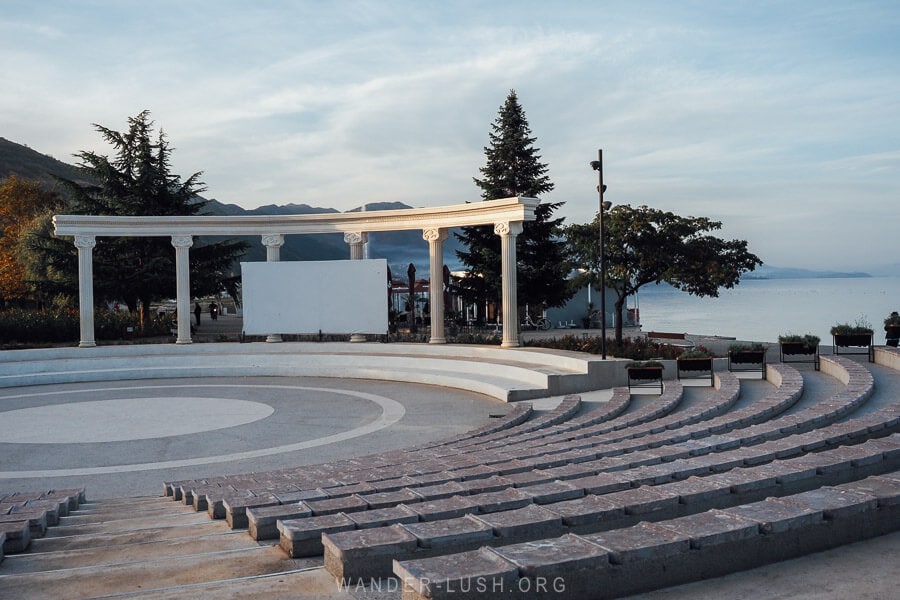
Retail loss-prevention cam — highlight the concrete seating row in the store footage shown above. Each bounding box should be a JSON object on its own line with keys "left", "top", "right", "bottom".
{"left": 185, "top": 357, "right": 846, "bottom": 533}
{"left": 192, "top": 385, "right": 684, "bottom": 527}
{"left": 316, "top": 427, "right": 900, "bottom": 579}
{"left": 162, "top": 386, "right": 668, "bottom": 520}
{"left": 0, "top": 488, "right": 87, "bottom": 559}
{"left": 306, "top": 358, "right": 895, "bottom": 577}
{"left": 392, "top": 470, "right": 900, "bottom": 599}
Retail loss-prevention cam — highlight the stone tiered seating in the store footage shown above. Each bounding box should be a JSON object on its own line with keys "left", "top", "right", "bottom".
{"left": 308, "top": 356, "right": 898, "bottom": 579}
{"left": 151, "top": 350, "right": 900, "bottom": 597}
{"left": 0, "top": 488, "right": 87, "bottom": 558}
{"left": 173, "top": 385, "right": 684, "bottom": 529}
{"left": 322, "top": 433, "right": 900, "bottom": 578}
{"left": 393, "top": 471, "right": 900, "bottom": 600}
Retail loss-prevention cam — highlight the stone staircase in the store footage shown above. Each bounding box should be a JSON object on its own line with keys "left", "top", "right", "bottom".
{"left": 0, "top": 496, "right": 343, "bottom": 599}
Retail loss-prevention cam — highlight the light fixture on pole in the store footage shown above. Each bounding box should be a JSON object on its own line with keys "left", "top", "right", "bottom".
{"left": 590, "top": 150, "right": 610, "bottom": 359}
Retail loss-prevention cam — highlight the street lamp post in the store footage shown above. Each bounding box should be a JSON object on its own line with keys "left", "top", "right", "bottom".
{"left": 590, "top": 150, "right": 610, "bottom": 359}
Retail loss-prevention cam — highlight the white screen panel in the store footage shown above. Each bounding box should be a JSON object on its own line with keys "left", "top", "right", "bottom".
{"left": 241, "top": 260, "right": 389, "bottom": 334}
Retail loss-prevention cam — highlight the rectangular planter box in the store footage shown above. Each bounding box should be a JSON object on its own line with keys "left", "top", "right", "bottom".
{"left": 626, "top": 366, "right": 663, "bottom": 392}
{"left": 676, "top": 357, "right": 714, "bottom": 386}
{"left": 779, "top": 342, "right": 819, "bottom": 370}
{"left": 832, "top": 333, "right": 873, "bottom": 361}
{"left": 728, "top": 350, "right": 766, "bottom": 378}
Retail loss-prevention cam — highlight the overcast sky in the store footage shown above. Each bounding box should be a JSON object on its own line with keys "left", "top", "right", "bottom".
{"left": 2, "top": 1, "right": 898, "bottom": 271}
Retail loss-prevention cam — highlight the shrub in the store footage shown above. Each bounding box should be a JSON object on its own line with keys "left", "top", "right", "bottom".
{"left": 524, "top": 334, "right": 682, "bottom": 360}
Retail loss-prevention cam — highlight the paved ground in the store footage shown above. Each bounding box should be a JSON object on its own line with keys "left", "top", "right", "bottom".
{"left": 0, "top": 375, "right": 514, "bottom": 498}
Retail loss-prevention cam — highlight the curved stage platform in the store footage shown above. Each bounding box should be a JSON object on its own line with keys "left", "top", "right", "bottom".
{"left": 0, "top": 342, "right": 605, "bottom": 497}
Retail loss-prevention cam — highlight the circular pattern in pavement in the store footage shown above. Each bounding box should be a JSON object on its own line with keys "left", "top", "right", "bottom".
{"left": 0, "top": 397, "right": 274, "bottom": 443}
{"left": 0, "top": 382, "right": 406, "bottom": 478}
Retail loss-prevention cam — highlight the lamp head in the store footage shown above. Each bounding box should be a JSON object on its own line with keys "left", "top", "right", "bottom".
{"left": 602, "top": 200, "right": 612, "bottom": 211}
{"left": 589, "top": 160, "right": 602, "bottom": 171}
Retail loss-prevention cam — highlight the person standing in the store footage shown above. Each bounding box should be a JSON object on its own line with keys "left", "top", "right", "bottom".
{"left": 194, "top": 302, "right": 202, "bottom": 327}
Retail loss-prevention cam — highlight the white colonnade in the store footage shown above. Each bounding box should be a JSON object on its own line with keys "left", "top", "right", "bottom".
{"left": 52, "top": 197, "right": 539, "bottom": 348}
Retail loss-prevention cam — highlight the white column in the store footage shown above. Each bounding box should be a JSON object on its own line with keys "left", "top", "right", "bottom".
{"left": 74, "top": 234, "right": 97, "bottom": 348}
{"left": 423, "top": 227, "right": 448, "bottom": 344}
{"left": 171, "top": 235, "right": 193, "bottom": 344}
{"left": 262, "top": 234, "right": 285, "bottom": 342}
{"left": 495, "top": 221, "right": 523, "bottom": 348}
{"left": 344, "top": 232, "right": 368, "bottom": 342}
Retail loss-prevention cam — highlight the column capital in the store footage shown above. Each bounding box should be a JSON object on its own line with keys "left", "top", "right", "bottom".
{"left": 343, "top": 231, "right": 368, "bottom": 245}
{"left": 171, "top": 235, "right": 194, "bottom": 248}
{"left": 494, "top": 221, "right": 524, "bottom": 237}
{"left": 74, "top": 234, "right": 96, "bottom": 249}
{"left": 261, "top": 233, "right": 285, "bottom": 248}
{"left": 423, "top": 227, "right": 448, "bottom": 243}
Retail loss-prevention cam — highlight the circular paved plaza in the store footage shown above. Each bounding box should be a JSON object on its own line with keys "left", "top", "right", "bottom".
{"left": 0, "top": 376, "right": 510, "bottom": 498}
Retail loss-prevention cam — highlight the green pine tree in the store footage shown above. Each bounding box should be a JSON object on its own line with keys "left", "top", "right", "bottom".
{"left": 455, "top": 90, "right": 573, "bottom": 320}
{"left": 56, "top": 111, "right": 248, "bottom": 325}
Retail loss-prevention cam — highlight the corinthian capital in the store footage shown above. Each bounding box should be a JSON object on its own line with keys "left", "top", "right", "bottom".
{"left": 171, "top": 235, "right": 193, "bottom": 248}
{"left": 261, "top": 234, "right": 285, "bottom": 248}
{"left": 423, "top": 228, "right": 448, "bottom": 242}
{"left": 74, "top": 234, "right": 96, "bottom": 249}
{"left": 343, "top": 231, "right": 367, "bottom": 245}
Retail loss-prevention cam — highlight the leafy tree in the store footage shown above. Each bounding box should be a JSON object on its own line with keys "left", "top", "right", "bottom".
{"left": 455, "top": 90, "right": 572, "bottom": 319}
{"left": 0, "top": 175, "right": 64, "bottom": 307}
{"left": 566, "top": 204, "right": 763, "bottom": 343}
{"left": 55, "top": 110, "right": 247, "bottom": 325}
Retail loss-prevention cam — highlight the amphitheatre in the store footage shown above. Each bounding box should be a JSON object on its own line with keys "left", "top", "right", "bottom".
{"left": 0, "top": 200, "right": 898, "bottom": 599}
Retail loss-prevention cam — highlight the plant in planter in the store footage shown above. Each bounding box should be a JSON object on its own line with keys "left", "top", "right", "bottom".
{"left": 831, "top": 316, "right": 874, "bottom": 360}
{"left": 676, "top": 346, "right": 715, "bottom": 383}
{"left": 625, "top": 360, "right": 664, "bottom": 391}
{"left": 778, "top": 334, "right": 820, "bottom": 353}
{"left": 778, "top": 333, "right": 820, "bottom": 369}
{"left": 727, "top": 342, "right": 767, "bottom": 376}
{"left": 884, "top": 311, "right": 900, "bottom": 348}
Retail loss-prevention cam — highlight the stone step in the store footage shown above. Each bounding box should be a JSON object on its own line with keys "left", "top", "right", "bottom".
{"left": 2, "top": 529, "right": 258, "bottom": 573}
{"left": 0, "top": 541, "right": 302, "bottom": 599}
{"left": 94, "top": 567, "right": 353, "bottom": 599}
{"left": 31, "top": 520, "right": 238, "bottom": 553}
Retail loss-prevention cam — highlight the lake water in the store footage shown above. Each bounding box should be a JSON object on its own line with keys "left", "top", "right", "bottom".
{"left": 635, "top": 277, "right": 900, "bottom": 344}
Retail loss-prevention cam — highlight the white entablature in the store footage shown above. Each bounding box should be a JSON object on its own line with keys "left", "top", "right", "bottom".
{"left": 53, "top": 196, "right": 539, "bottom": 349}
{"left": 53, "top": 197, "right": 539, "bottom": 237}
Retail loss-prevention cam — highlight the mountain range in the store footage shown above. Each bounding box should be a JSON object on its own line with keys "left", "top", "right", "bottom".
{"left": 0, "top": 136, "right": 461, "bottom": 275}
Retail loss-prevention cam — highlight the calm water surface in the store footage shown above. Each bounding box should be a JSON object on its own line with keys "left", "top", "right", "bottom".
{"left": 635, "top": 277, "right": 900, "bottom": 344}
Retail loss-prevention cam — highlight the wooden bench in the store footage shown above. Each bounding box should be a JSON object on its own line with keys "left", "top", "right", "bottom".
{"left": 645, "top": 331, "right": 695, "bottom": 349}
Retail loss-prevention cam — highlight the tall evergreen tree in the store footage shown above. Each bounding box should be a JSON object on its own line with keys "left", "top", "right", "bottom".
{"left": 53, "top": 111, "right": 247, "bottom": 325}
{"left": 455, "top": 90, "right": 573, "bottom": 319}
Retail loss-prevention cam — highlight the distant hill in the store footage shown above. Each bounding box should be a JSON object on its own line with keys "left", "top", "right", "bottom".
{"left": 0, "top": 136, "right": 91, "bottom": 191}
{"left": 744, "top": 265, "right": 871, "bottom": 280}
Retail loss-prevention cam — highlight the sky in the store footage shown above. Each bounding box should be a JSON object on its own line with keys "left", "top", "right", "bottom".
{"left": 2, "top": 1, "right": 898, "bottom": 272}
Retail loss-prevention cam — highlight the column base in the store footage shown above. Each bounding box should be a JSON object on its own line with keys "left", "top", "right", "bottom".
{"left": 266, "top": 334, "right": 283, "bottom": 343}
{"left": 501, "top": 341, "right": 520, "bottom": 348}
{"left": 350, "top": 334, "right": 367, "bottom": 343}
{"left": 175, "top": 339, "right": 193, "bottom": 345}
{"left": 78, "top": 341, "right": 97, "bottom": 348}
{"left": 428, "top": 338, "right": 447, "bottom": 344}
